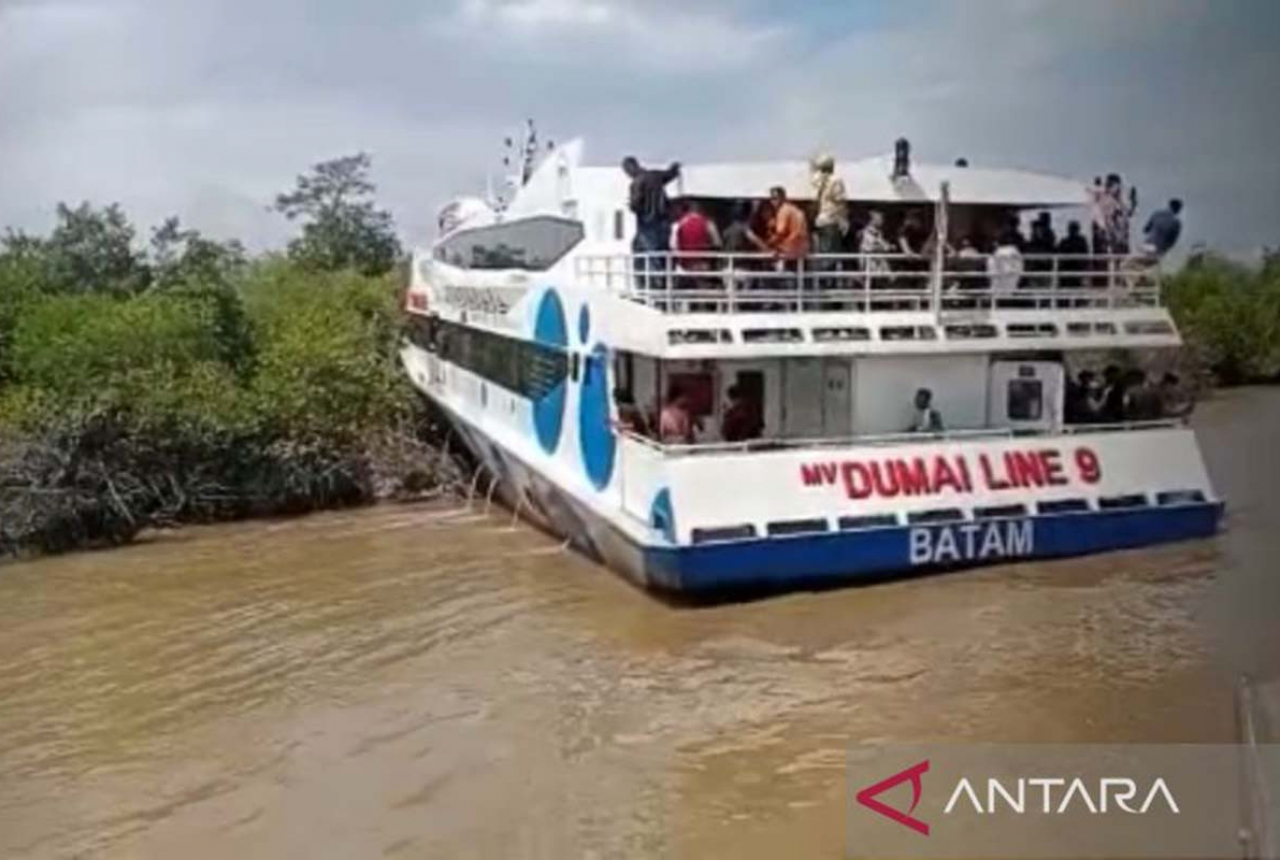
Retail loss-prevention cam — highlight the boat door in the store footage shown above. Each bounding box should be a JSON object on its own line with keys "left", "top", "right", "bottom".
{"left": 782, "top": 358, "right": 824, "bottom": 439}
{"left": 821, "top": 358, "right": 853, "bottom": 438}
{"left": 986, "top": 360, "right": 1063, "bottom": 431}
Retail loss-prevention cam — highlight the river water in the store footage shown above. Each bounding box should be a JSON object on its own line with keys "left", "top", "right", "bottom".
{"left": 0, "top": 388, "right": 1276, "bottom": 858}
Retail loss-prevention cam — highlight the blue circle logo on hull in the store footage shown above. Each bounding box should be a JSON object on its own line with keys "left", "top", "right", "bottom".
{"left": 533, "top": 289, "right": 568, "bottom": 454}
{"left": 578, "top": 343, "right": 616, "bottom": 490}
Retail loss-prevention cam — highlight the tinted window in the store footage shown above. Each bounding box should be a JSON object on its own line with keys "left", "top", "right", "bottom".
{"left": 1007, "top": 379, "right": 1044, "bottom": 420}
{"left": 434, "top": 216, "right": 584, "bottom": 271}
{"left": 412, "top": 319, "right": 568, "bottom": 399}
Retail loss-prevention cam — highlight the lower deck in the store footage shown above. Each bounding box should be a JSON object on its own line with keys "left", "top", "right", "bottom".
{"left": 405, "top": 337, "right": 1223, "bottom": 595}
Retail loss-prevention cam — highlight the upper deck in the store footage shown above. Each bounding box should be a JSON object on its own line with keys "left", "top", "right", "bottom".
{"left": 570, "top": 249, "right": 1175, "bottom": 355}
{"left": 417, "top": 139, "right": 1182, "bottom": 356}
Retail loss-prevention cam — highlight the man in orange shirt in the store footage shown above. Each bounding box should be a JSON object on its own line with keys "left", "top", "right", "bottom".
{"left": 766, "top": 186, "right": 810, "bottom": 290}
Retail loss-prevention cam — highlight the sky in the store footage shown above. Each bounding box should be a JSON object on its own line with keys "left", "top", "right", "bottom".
{"left": 2, "top": 0, "right": 1279, "bottom": 258}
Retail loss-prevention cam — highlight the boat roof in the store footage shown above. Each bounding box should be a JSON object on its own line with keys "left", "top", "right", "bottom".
{"left": 500, "top": 139, "right": 1092, "bottom": 220}
{"left": 670, "top": 157, "right": 1090, "bottom": 208}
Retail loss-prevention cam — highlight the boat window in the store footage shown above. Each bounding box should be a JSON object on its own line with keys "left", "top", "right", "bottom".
{"left": 434, "top": 319, "right": 567, "bottom": 398}
{"left": 692, "top": 524, "right": 757, "bottom": 544}
{"left": 813, "top": 326, "right": 871, "bottom": 342}
{"left": 613, "top": 210, "right": 625, "bottom": 241}
{"left": 1007, "top": 379, "right": 1044, "bottom": 421}
{"left": 974, "top": 503, "right": 1029, "bottom": 519}
{"left": 434, "top": 216, "right": 584, "bottom": 271}
{"left": 1007, "top": 323, "right": 1058, "bottom": 338}
{"left": 1125, "top": 320, "right": 1175, "bottom": 336}
{"left": 1097, "top": 493, "right": 1150, "bottom": 510}
{"left": 1037, "top": 498, "right": 1090, "bottom": 514}
{"left": 906, "top": 508, "right": 966, "bottom": 524}
{"left": 944, "top": 324, "right": 998, "bottom": 340}
{"left": 1156, "top": 490, "right": 1207, "bottom": 506}
{"left": 880, "top": 325, "right": 938, "bottom": 341}
{"left": 1066, "top": 322, "right": 1093, "bottom": 337}
{"left": 766, "top": 518, "right": 830, "bottom": 537}
{"left": 838, "top": 514, "right": 899, "bottom": 531}
{"left": 742, "top": 328, "right": 803, "bottom": 344}
{"left": 405, "top": 315, "right": 437, "bottom": 352}
{"left": 669, "top": 329, "right": 732, "bottom": 345}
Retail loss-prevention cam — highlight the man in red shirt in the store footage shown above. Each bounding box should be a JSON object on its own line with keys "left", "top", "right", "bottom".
{"left": 672, "top": 202, "right": 722, "bottom": 269}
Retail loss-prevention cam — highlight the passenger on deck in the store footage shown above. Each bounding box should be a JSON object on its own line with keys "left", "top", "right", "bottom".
{"left": 1057, "top": 220, "right": 1090, "bottom": 288}
{"left": 859, "top": 210, "right": 893, "bottom": 280}
{"left": 622, "top": 156, "right": 680, "bottom": 287}
{"left": 988, "top": 226, "right": 1025, "bottom": 293}
{"left": 811, "top": 154, "right": 849, "bottom": 286}
{"left": 1159, "top": 373, "right": 1194, "bottom": 419}
{"left": 1027, "top": 212, "right": 1057, "bottom": 286}
{"left": 1065, "top": 369, "right": 1103, "bottom": 423}
{"left": 1122, "top": 370, "right": 1164, "bottom": 421}
{"left": 659, "top": 383, "right": 696, "bottom": 445}
{"left": 1100, "top": 364, "right": 1126, "bottom": 423}
{"left": 1090, "top": 177, "right": 1109, "bottom": 254}
{"left": 765, "top": 186, "right": 810, "bottom": 282}
{"left": 910, "top": 388, "right": 944, "bottom": 433}
{"left": 612, "top": 388, "right": 650, "bottom": 437}
{"left": 722, "top": 201, "right": 765, "bottom": 255}
{"left": 1143, "top": 199, "right": 1184, "bottom": 259}
{"left": 721, "top": 384, "right": 765, "bottom": 443}
{"left": 896, "top": 210, "right": 930, "bottom": 289}
{"left": 671, "top": 201, "right": 722, "bottom": 287}
{"left": 1095, "top": 173, "right": 1138, "bottom": 255}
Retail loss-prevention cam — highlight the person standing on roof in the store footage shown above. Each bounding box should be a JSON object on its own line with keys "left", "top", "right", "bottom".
{"left": 622, "top": 156, "right": 680, "bottom": 286}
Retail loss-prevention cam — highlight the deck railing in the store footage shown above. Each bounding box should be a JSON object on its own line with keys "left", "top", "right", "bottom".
{"left": 574, "top": 252, "right": 1163, "bottom": 314}
{"left": 618, "top": 419, "right": 1183, "bottom": 458}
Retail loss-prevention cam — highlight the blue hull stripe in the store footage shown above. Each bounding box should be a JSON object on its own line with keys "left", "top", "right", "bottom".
{"left": 642, "top": 503, "right": 1224, "bottom": 594}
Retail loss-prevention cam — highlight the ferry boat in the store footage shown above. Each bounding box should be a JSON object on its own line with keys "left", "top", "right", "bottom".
{"left": 400, "top": 137, "right": 1224, "bottom": 595}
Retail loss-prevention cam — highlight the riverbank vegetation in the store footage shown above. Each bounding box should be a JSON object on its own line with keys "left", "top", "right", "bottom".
{"left": 1163, "top": 250, "right": 1280, "bottom": 385}
{"left": 0, "top": 155, "right": 462, "bottom": 559}
{"left": 2, "top": 153, "right": 1278, "bottom": 558}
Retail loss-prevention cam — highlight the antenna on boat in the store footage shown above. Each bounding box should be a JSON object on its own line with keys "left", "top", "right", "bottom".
{"left": 493, "top": 119, "right": 554, "bottom": 212}
{"left": 893, "top": 137, "right": 912, "bottom": 181}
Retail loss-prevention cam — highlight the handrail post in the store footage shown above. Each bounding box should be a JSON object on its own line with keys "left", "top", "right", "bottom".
{"left": 665, "top": 253, "right": 674, "bottom": 310}
{"left": 728, "top": 254, "right": 736, "bottom": 314}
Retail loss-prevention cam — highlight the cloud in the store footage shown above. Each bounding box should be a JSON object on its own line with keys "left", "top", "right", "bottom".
{"left": 438, "top": 0, "right": 787, "bottom": 71}
{"left": 0, "top": 0, "right": 1277, "bottom": 258}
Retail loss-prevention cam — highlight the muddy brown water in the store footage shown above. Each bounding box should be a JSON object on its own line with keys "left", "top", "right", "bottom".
{"left": 0, "top": 389, "right": 1277, "bottom": 858}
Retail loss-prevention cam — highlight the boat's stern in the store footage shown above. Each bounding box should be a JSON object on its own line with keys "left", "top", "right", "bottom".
{"left": 620, "top": 426, "right": 1223, "bottom": 594}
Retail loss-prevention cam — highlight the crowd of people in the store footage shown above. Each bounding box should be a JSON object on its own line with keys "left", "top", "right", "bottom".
{"left": 621, "top": 156, "right": 1185, "bottom": 293}
{"left": 1065, "top": 366, "right": 1192, "bottom": 424}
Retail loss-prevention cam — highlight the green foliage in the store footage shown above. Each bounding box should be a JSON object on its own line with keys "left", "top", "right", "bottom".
{"left": 39, "top": 202, "right": 150, "bottom": 295}
{"left": 242, "top": 261, "right": 411, "bottom": 439}
{"left": 149, "top": 216, "right": 247, "bottom": 291}
{"left": 1165, "top": 254, "right": 1280, "bottom": 384}
{"left": 0, "top": 163, "right": 448, "bottom": 559}
{"left": 273, "top": 153, "right": 402, "bottom": 276}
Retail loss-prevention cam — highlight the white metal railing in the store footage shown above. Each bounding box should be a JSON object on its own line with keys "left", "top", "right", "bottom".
{"left": 618, "top": 419, "right": 1183, "bottom": 458}
{"left": 574, "top": 252, "right": 1163, "bottom": 314}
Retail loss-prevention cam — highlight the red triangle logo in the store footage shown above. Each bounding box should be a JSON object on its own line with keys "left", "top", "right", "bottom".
{"left": 855, "top": 759, "right": 930, "bottom": 836}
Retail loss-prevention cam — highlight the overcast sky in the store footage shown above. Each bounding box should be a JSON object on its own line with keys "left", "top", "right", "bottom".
{"left": 2, "top": 0, "right": 1278, "bottom": 257}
